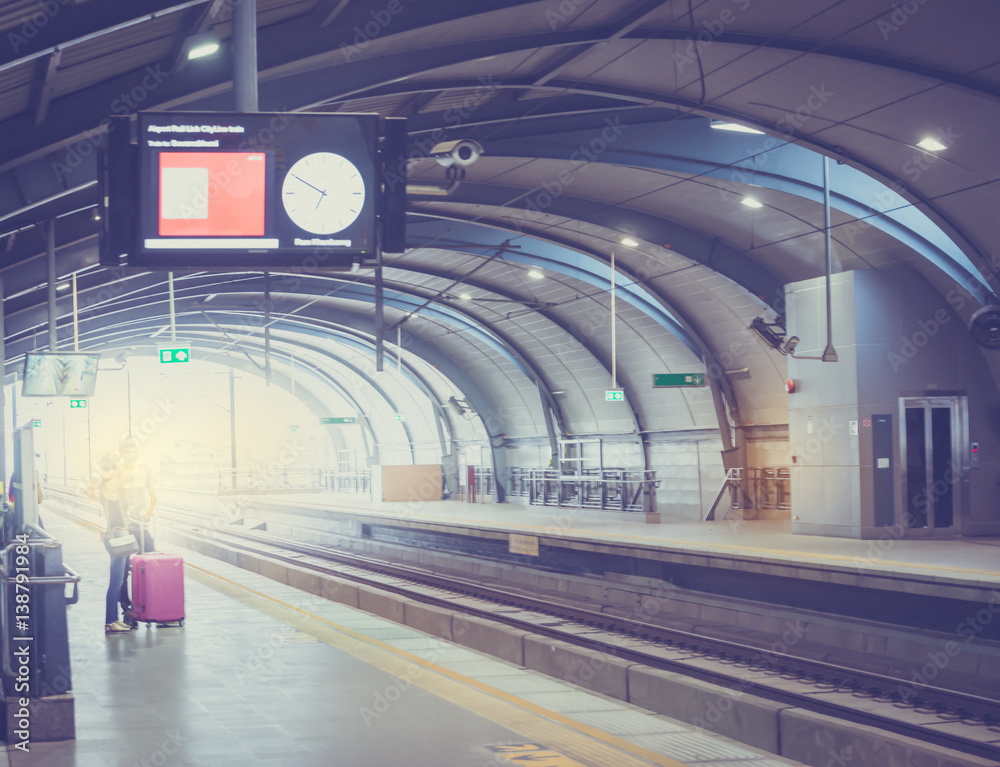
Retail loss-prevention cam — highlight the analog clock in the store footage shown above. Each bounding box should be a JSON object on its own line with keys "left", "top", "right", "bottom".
{"left": 281, "top": 152, "right": 366, "bottom": 235}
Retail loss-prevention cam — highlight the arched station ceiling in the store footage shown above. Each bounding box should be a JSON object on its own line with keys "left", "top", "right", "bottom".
{"left": 0, "top": 0, "right": 997, "bottom": 460}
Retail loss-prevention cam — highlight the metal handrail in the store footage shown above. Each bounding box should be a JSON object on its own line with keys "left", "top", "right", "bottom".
{"left": 1, "top": 540, "right": 81, "bottom": 678}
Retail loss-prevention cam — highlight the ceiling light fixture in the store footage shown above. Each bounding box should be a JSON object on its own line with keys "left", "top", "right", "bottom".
{"left": 741, "top": 196, "right": 763, "bottom": 209}
{"left": 917, "top": 136, "right": 947, "bottom": 152}
{"left": 187, "top": 31, "right": 221, "bottom": 61}
{"left": 55, "top": 282, "right": 70, "bottom": 291}
{"left": 710, "top": 120, "right": 765, "bottom": 135}
{"left": 620, "top": 236, "right": 639, "bottom": 247}
{"left": 459, "top": 293, "right": 472, "bottom": 301}
{"left": 527, "top": 269, "right": 544, "bottom": 279}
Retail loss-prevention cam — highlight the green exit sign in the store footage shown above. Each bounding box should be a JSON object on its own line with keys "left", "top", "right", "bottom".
{"left": 32, "top": 419, "right": 41, "bottom": 427}
{"left": 321, "top": 417, "right": 357, "bottom": 425}
{"left": 653, "top": 373, "right": 705, "bottom": 388}
{"left": 605, "top": 390, "right": 624, "bottom": 401}
{"left": 290, "top": 425, "right": 299, "bottom": 432}
{"left": 159, "top": 348, "right": 190, "bottom": 364}
{"left": 393, "top": 413, "right": 406, "bottom": 422}
{"left": 70, "top": 399, "right": 87, "bottom": 408}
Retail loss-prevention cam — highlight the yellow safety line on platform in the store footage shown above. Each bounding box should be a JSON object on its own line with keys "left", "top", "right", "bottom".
{"left": 184, "top": 561, "right": 691, "bottom": 767}
{"left": 320, "top": 504, "right": 1000, "bottom": 580}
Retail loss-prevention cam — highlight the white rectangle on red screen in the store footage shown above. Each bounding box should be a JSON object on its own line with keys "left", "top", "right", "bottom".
{"left": 158, "top": 152, "right": 266, "bottom": 237}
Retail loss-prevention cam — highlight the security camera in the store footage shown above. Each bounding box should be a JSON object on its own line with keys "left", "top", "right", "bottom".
{"left": 783, "top": 336, "right": 800, "bottom": 355}
{"left": 114, "top": 348, "right": 134, "bottom": 365}
{"left": 430, "top": 139, "right": 484, "bottom": 168}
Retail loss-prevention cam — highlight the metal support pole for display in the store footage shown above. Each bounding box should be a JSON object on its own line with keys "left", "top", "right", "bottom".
{"left": 229, "top": 367, "right": 237, "bottom": 489}
{"left": 610, "top": 250, "right": 617, "bottom": 390}
{"left": 126, "top": 370, "right": 132, "bottom": 435}
{"left": 168, "top": 271, "right": 177, "bottom": 343}
{"left": 375, "top": 256, "right": 384, "bottom": 371}
{"left": 71, "top": 273, "right": 79, "bottom": 351}
{"left": 0, "top": 275, "right": 5, "bottom": 494}
{"left": 822, "top": 155, "right": 838, "bottom": 362}
{"left": 233, "top": 0, "right": 258, "bottom": 112}
{"left": 264, "top": 272, "right": 271, "bottom": 385}
{"left": 47, "top": 220, "right": 57, "bottom": 352}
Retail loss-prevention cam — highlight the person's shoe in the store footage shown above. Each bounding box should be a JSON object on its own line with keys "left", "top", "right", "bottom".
{"left": 105, "top": 621, "right": 130, "bottom": 634}
{"left": 122, "top": 611, "right": 139, "bottom": 629}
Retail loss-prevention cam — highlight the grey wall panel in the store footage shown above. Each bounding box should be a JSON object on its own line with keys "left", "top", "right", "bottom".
{"left": 787, "top": 268, "right": 1000, "bottom": 538}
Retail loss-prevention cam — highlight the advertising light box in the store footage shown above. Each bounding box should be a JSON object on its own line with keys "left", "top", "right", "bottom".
{"left": 133, "top": 111, "right": 381, "bottom": 269}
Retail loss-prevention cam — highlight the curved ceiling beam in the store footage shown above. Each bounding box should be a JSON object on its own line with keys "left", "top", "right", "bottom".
{"left": 627, "top": 29, "right": 1000, "bottom": 101}
{"left": 65, "top": 333, "right": 355, "bottom": 455}
{"left": 12, "top": 291, "right": 511, "bottom": 452}
{"left": 0, "top": 19, "right": 987, "bottom": 293}
{"left": 410, "top": 179, "right": 783, "bottom": 310}
{"left": 470, "top": 119, "right": 993, "bottom": 302}
{"left": 406, "top": 212, "right": 743, "bottom": 451}
{"left": 404, "top": 215, "right": 702, "bottom": 353}
{"left": 53, "top": 320, "right": 403, "bottom": 462}
{"left": 48, "top": 271, "right": 559, "bottom": 435}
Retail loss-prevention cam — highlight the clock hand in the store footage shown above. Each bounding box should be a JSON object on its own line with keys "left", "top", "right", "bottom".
{"left": 291, "top": 174, "right": 326, "bottom": 195}
{"left": 315, "top": 190, "right": 326, "bottom": 210}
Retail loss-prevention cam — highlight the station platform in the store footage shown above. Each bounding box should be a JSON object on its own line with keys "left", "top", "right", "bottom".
{"left": 180, "top": 490, "right": 1000, "bottom": 603}
{"left": 4, "top": 511, "right": 808, "bottom": 767}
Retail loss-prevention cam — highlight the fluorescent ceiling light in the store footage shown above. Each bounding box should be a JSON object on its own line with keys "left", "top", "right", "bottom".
{"left": 527, "top": 269, "right": 544, "bottom": 279}
{"left": 55, "top": 282, "right": 70, "bottom": 291}
{"left": 917, "top": 136, "right": 947, "bottom": 152}
{"left": 711, "top": 120, "right": 764, "bottom": 135}
{"left": 459, "top": 293, "right": 472, "bottom": 301}
{"left": 187, "top": 32, "right": 221, "bottom": 60}
{"left": 620, "top": 236, "right": 639, "bottom": 247}
{"left": 741, "top": 196, "right": 763, "bottom": 209}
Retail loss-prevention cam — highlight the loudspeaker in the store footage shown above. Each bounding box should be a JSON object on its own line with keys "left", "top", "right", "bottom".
{"left": 98, "top": 117, "right": 136, "bottom": 267}
{"left": 969, "top": 304, "right": 1000, "bottom": 349}
{"left": 380, "top": 117, "right": 408, "bottom": 254}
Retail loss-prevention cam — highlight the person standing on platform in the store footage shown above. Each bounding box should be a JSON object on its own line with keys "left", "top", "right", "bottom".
{"left": 106, "top": 436, "right": 158, "bottom": 628}
{"left": 85, "top": 452, "right": 133, "bottom": 634}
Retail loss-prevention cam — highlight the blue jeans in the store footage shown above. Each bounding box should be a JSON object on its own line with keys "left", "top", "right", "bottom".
{"left": 106, "top": 556, "right": 128, "bottom": 625}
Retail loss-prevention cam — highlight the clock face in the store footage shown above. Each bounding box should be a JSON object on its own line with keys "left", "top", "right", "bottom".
{"left": 281, "top": 152, "right": 366, "bottom": 235}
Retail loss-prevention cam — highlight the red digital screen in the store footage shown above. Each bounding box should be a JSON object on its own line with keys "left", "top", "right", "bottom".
{"left": 158, "top": 152, "right": 266, "bottom": 236}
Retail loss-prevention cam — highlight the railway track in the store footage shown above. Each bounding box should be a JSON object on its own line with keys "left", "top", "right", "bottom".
{"left": 51, "top": 494, "right": 1000, "bottom": 763}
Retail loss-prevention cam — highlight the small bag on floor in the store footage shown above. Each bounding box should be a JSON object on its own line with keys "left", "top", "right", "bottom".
{"left": 104, "top": 526, "right": 139, "bottom": 557}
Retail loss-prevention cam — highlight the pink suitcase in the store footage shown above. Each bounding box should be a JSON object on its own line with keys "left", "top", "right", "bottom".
{"left": 131, "top": 553, "right": 185, "bottom": 625}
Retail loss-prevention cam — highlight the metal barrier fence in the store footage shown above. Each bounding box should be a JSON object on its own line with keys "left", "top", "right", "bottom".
{"left": 509, "top": 468, "right": 658, "bottom": 513}
{"left": 466, "top": 467, "right": 493, "bottom": 503}
{"left": 704, "top": 466, "right": 791, "bottom": 520}
{"left": 214, "top": 468, "right": 372, "bottom": 495}
{"left": 322, "top": 470, "right": 372, "bottom": 496}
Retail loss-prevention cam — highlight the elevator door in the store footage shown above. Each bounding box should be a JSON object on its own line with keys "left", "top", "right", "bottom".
{"left": 898, "top": 397, "right": 966, "bottom": 534}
